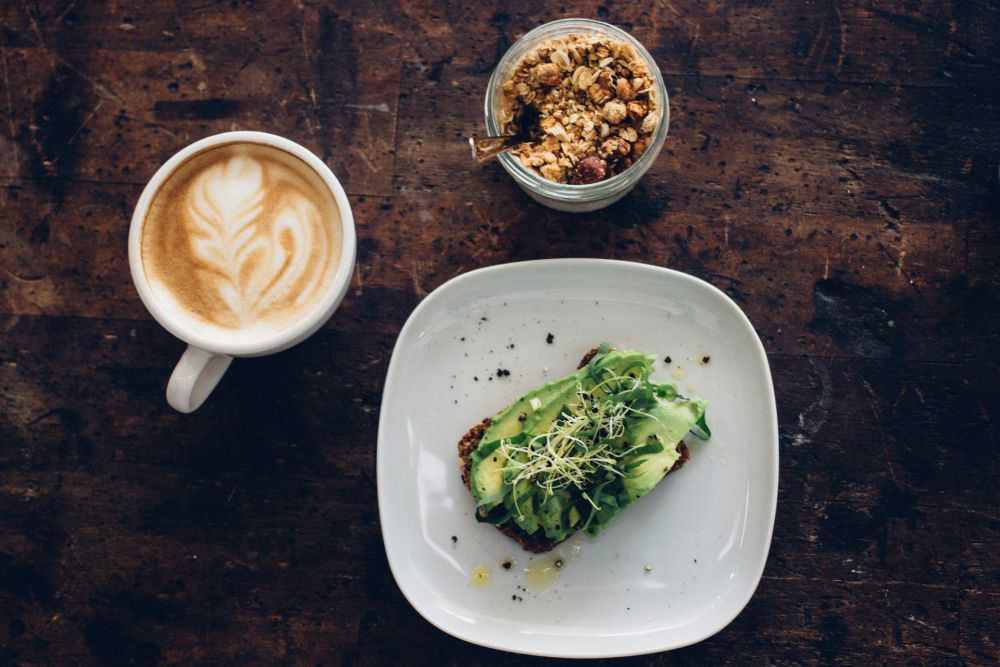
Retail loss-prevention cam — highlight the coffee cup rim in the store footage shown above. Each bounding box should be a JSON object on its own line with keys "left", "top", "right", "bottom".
{"left": 128, "top": 131, "right": 357, "bottom": 357}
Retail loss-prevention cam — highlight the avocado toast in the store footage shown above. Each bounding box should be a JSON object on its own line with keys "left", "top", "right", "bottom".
{"left": 458, "top": 346, "right": 710, "bottom": 553}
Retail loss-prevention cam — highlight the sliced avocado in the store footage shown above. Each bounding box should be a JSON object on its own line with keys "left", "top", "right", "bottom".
{"left": 469, "top": 346, "right": 711, "bottom": 543}
{"left": 621, "top": 394, "right": 706, "bottom": 500}
{"left": 536, "top": 490, "right": 574, "bottom": 541}
{"left": 567, "top": 504, "right": 581, "bottom": 528}
{"left": 506, "top": 478, "right": 540, "bottom": 534}
{"left": 469, "top": 371, "right": 581, "bottom": 510}
{"left": 470, "top": 350, "right": 655, "bottom": 512}
{"left": 521, "top": 349, "right": 655, "bottom": 435}
{"left": 580, "top": 394, "right": 705, "bottom": 535}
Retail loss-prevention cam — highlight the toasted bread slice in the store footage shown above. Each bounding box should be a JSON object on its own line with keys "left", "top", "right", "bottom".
{"left": 458, "top": 348, "right": 691, "bottom": 553}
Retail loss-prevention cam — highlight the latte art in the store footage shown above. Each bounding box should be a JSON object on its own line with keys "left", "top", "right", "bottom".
{"left": 185, "top": 157, "right": 325, "bottom": 326}
{"left": 141, "top": 143, "right": 342, "bottom": 340}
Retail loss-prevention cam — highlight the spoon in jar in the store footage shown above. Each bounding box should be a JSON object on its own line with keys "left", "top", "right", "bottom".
{"left": 468, "top": 104, "right": 541, "bottom": 163}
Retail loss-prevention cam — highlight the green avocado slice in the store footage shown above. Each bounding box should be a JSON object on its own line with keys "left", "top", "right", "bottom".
{"left": 469, "top": 350, "right": 653, "bottom": 511}
{"left": 469, "top": 373, "right": 579, "bottom": 511}
{"left": 622, "top": 394, "right": 706, "bottom": 498}
{"left": 469, "top": 348, "right": 709, "bottom": 543}
{"left": 585, "top": 393, "right": 707, "bottom": 535}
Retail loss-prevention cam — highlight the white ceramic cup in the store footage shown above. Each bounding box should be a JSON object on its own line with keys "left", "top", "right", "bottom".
{"left": 128, "top": 131, "right": 356, "bottom": 413}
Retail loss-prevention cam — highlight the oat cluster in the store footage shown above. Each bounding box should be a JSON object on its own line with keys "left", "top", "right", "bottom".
{"left": 499, "top": 33, "right": 660, "bottom": 184}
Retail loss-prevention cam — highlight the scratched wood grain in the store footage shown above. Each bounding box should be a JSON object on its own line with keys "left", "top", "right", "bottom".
{"left": 2, "top": 1, "right": 998, "bottom": 86}
{"left": 1, "top": 0, "right": 998, "bottom": 664}
{"left": 0, "top": 174, "right": 977, "bottom": 365}
{"left": 0, "top": 41, "right": 401, "bottom": 194}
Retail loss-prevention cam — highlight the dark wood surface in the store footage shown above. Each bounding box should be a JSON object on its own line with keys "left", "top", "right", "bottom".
{"left": 1, "top": 1, "right": 998, "bottom": 664}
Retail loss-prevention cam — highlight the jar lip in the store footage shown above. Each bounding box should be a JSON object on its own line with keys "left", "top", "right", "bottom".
{"left": 484, "top": 18, "right": 670, "bottom": 200}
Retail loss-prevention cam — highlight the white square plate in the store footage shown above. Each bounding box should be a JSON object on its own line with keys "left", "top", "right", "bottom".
{"left": 377, "top": 259, "right": 778, "bottom": 657}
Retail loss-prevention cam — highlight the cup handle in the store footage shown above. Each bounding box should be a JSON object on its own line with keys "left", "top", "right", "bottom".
{"left": 166, "top": 345, "right": 233, "bottom": 413}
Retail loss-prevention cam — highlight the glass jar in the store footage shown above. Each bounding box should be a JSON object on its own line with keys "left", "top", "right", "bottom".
{"left": 484, "top": 18, "right": 670, "bottom": 213}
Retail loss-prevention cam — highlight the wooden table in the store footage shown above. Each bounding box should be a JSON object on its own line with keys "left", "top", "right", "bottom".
{"left": 1, "top": 1, "right": 998, "bottom": 663}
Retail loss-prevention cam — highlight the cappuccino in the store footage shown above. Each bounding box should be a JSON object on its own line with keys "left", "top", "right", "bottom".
{"left": 140, "top": 142, "right": 343, "bottom": 343}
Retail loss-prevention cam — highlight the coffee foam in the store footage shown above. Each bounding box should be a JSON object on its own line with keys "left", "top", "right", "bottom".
{"left": 141, "top": 143, "right": 342, "bottom": 344}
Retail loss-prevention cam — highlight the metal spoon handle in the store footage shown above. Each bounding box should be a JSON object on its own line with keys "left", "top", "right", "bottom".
{"left": 468, "top": 134, "right": 524, "bottom": 162}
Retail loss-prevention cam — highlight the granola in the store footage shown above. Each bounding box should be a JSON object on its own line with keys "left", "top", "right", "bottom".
{"left": 499, "top": 32, "right": 660, "bottom": 184}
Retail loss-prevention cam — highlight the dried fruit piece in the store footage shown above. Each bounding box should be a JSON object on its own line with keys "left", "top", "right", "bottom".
{"left": 571, "top": 156, "right": 607, "bottom": 184}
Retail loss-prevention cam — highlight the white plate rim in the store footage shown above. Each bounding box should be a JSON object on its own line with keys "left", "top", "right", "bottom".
{"left": 376, "top": 258, "right": 779, "bottom": 658}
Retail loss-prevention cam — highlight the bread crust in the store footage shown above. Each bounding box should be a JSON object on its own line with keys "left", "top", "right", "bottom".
{"left": 457, "top": 348, "right": 691, "bottom": 553}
